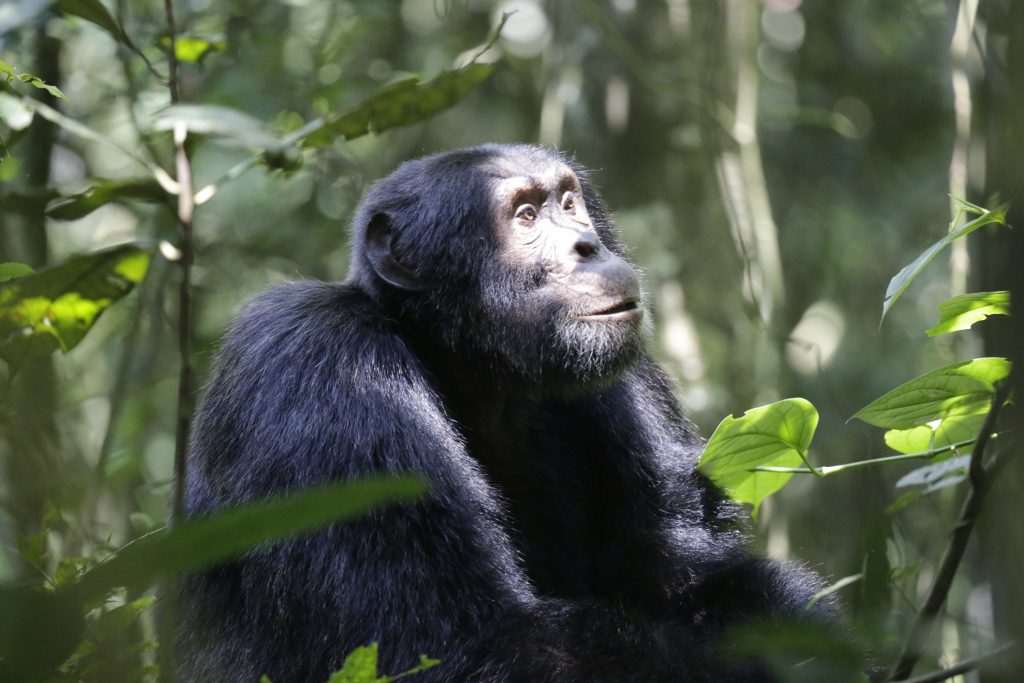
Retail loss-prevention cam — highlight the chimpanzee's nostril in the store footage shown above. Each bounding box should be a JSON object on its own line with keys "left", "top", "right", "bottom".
{"left": 574, "top": 233, "right": 601, "bottom": 260}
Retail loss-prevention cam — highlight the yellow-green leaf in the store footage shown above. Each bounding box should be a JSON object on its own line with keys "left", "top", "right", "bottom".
{"left": 698, "top": 398, "right": 818, "bottom": 517}
{"left": 926, "top": 291, "right": 1010, "bottom": 336}
{"left": 852, "top": 358, "right": 1010, "bottom": 430}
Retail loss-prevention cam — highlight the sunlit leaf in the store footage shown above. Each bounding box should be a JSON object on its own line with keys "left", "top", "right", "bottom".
{"left": 54, "top": 0, "right": 132, "bottom": 48}
{"left": 0, "top": 244, "right": 150, "bottom": 366}
{"left": 883, "top": 413, "right": 986, "bottom": 457}
{"left": 72, "top": 476, "right": 426, "bottom": 601}
{"left": 698, "top": 398, "right": 818, "bottom": 517}
{"left": 158, "top": 35, "right": 226, "bottom": 64}
{"left": 852, "top": 358, "right": 1010, "bottom": 430}
{"left": 881, "top": 205, "right": 1007, "bottom": 323}
{"left": 153, "top": 103, "right": 284, "bottom": 151}
{"left": 926, "top": 290, "right": 1010, "bottom": 336}
{"left": 327, "top": 643, "right": 382, "bottom": 683}
{"left": 309, "top": 63, "right": 494, "bottom": 148}
{"left": 45, "top": 177, "right": 165, "bottom": 220}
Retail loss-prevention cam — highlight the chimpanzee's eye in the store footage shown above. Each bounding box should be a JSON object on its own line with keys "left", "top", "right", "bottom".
{"left": 516, "top": 205, "right": 538, "bottom": 223}
{"left": 562, "top": 193, "right": 576, "bottom": 213}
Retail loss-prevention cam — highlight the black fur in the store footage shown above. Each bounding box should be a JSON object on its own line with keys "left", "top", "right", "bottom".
{"left": 175, "top": 145, "right": 837, "bottom": 682}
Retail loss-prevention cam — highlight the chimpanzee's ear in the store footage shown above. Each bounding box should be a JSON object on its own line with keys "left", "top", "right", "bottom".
{"left": 363, "top": 213, "right": 425, "bottom": 291}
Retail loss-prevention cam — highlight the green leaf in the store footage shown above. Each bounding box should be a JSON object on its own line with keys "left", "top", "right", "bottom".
{"left": 0, "top": 585, "right": 85, "bottom": 681}
{"left": 158, "top": 36, "right": 226, "bottom": 64}
{"left": 45, "top": 177, "right": 164, "bottom": 220}
{"left": 881, "top": 206, "right": 1007, "bottom": 323}
{"left": 0, "top": 244, "right": 150, "bottom": 366}
{"left": 328, "top": 643, "right": 383, "bottom": 683}
{"left": 54, "top": 0, "right": 133, "bottom": 48}
{"left": 697, "top": 398, "right": 819, "bottom": 517}
{"left": 153, "top": 104, "right": 285, "bottom": 151}
{"left": 0, "top": 262, "right": 35, "bottom": 283}
{"left": 311, "top": 63, "right": 494, "bottom": 147}
{"left": 72, "top": 476, "right": 426, "bottom": 601}
{"left": 0, "top": 63, "right": 64, "bottom": 100}
{"left": 852, "top": 358, "right": 1010, "bottom": 430}
{"left": 883, "top": 413, "right": 986, "bottom": 456}
{"left": 926, "top": 290, "right": 1010, "bottom": 336}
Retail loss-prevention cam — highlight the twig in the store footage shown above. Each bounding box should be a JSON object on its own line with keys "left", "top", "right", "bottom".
{"left": 750, "top": 437, "right": 982, "bottom": 476}
{"left": 160, "top": 3, "right": 193, "bottom": 679}
{"left": 900, "top": 642, "right": 1017, "bottom": 683}
{"left": 888, "top": 381, "right": 1012, "bottom": 680}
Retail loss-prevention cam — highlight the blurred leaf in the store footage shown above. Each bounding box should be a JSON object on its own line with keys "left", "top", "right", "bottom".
{"left": 881, "top": 205, "right": 1007, "bottom": 323}
{"left": 310, "top": 63, "right": 494, "bottom": 148}
{"left": 0, "top": 59, "right": 64, "bottom": 99}
{"left": 158, "top": 35, "right": 225, "bottom": 63}
{"left": 0, "top": 262, "right": 35, "bottom": 283}
{"left": 0, "top": 584, "right": 84, "bottom": 681}
{"left": 54, "top": 0, "right": 132, "bottom": 48}
{"left": 852, "top": 358, "right": 1010, "bottom": 430}
{"left": 45, "top": 177, "right": 165, "bottom": 220}
{"left": 698, "top": 398, "right": 818, "bottom": 517}
{"left": 72, "top": 476, "right": 426, "bottom": 601}
{"left": 896, "top": 454, "right": 972, "bottom": 493}
{"left": 927, "top": 290, "right": 1010, "bottom": 336}
{"left": 726, "top": 621, "right": 866, "bottom": 683}
{"left": 0, "top": 244, "right": 150, "bottom": 366}
{"left": 153, "top": 103, "right": 284, "bottom": 151}
{"left": 883, "top": 413, "right": 986, "bottom": 456}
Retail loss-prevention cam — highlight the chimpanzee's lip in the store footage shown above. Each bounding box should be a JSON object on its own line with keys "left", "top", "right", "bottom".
{"left": 572, "top": 298, "right": 643, "bottom": 322}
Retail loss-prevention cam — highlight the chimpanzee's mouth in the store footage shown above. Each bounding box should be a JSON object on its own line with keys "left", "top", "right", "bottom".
{"left": 573, "top": 298, "right": 643, "bottom": 322}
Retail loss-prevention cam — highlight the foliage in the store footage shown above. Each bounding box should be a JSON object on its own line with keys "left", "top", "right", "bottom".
{"left": 261, "top": 643, "right": 440, "bottom": 683}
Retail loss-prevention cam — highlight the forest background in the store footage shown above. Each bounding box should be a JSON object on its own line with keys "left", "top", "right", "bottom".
{"left": 0, "top": 0, "right": 1023, "bottom": 682}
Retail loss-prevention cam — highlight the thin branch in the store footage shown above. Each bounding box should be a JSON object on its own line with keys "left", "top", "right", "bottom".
{"left": 164, "top": 0, "right": 194, "bottom": 525}
{"left": 888, "top": 381, "right": 1012, "bottom": 680}
{"left": 900, "top": 642, "right": 1017, "bottom": 683}
{"left": 160, "top": 2, "right": 193, "bottom": 680}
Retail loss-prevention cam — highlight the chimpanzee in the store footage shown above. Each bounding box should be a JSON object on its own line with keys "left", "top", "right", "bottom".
{"left": 175, "top": 144, "right": 840, "bottom": 682}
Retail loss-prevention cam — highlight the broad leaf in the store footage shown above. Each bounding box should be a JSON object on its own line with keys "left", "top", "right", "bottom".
{"left": 881, "top": 206, "right": 1007, "bottom": 323}
{"left": 309, "top": 63, "right": 494, "bottom": 148}
{"left": 0, "top": 584, "right": 84, "bottom": 681}
{"left": 927, "top": 290, "right": 1010, "bottom": 336}
{"left": 883, "top": 413, "right": 986, "bottom": 457}
{"left": 698, "top": 398, "right": 818, "bottom": 517}
{"left": 72, "top": 475, "right": 426, "bottom": 601}
{"left": 0, "top": 244, "right": 149, "bottom": 366}
{"left": 54, "top": 0, "right": 133, "bottom": 48}
{"left": 46, "top": 177, "right": 164, "bottom": 220}
{"left": 153, "top": 104, "right": 285, "bottom": 151}
{"left": 852, "top": 358, "right": 1010, "bottom": 430}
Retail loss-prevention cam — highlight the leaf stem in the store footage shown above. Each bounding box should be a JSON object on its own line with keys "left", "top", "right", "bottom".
{"left": 749, "top": 437, "right": 980, "bottom": 476}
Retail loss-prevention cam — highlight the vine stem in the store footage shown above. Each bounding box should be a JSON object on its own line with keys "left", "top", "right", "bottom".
{"left": 888, "top": 381, "right": 1012, "bottom": 680}
{"left": 749, "top": 437, "right": 982, "bottom": 476}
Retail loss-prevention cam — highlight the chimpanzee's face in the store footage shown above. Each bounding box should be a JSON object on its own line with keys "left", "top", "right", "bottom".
{"left": 476, "top": 151, "right": 646, "bottom": 386}
{"left": 356, "top": 145, "right": 646, "bottom": 388}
